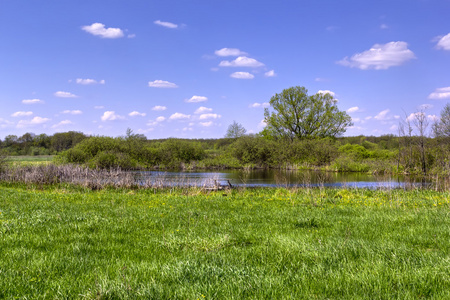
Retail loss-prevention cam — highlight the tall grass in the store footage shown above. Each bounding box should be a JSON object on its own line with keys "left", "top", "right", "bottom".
{"left": 0, "top": 185, "right": 449, "bottom": 298}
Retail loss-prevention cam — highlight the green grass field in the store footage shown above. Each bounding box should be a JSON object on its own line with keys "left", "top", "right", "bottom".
{"left": 0, "top": 184, "right": 449, "bottom": 299}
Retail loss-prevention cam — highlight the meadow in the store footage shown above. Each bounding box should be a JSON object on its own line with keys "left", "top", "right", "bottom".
{"left": 1, "top": 183, "right": 449, "bottom": 299}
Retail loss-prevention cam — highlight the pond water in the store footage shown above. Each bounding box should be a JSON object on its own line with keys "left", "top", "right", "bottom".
{"left": 134, "top": 169, "right": 430, "bottom": 189}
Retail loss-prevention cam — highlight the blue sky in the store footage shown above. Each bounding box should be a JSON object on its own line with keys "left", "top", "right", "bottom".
{"left": 1, "top": 0, "right": 449, "bottom": 139}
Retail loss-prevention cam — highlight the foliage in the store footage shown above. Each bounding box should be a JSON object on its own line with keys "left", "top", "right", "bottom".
{"left": 263, "top": 86, "right": 353, "bottom": 139}
{"left": 225, "top": 121, "right": 247, "bottom": 138}
{"left": 433, "top": 103, "right": 450, "bottom": 137}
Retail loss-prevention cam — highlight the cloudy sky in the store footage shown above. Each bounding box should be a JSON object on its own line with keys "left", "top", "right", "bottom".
{"left": 1, "top": 0, "right": 449, "bottom": 139}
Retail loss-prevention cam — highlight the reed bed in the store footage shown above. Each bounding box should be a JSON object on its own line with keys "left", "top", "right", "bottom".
{"left": 0, "top": 164, "right": 217, "bottom": 190}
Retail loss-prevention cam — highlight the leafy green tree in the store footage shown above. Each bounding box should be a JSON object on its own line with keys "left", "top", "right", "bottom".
{"left": 263, "top": 86, "right": 353, "bottom": 139}
{"left": 225, "top": 121, "right": 247, "bottom": 138}
{"left": 433, "top": 103, "right": 450, "bottom": 137}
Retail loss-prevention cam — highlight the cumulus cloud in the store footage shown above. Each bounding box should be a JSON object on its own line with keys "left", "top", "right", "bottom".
{"left": 82, "top": 23, "right": 125, "bottom": 38}
{"left": 0, "top": 118, "right": 14, "bottom": 129}
{"left": 337, "top": 41, "right": 416, "bottom": 70}
{"left": 148, "top": 80, "right": 178, "bottom": 88}
{"left": 215, "top": 48, "right": 247, "bottom": 57}
{"left": 219, "top": 56, "right": 264, "bottom": 67}
{"left": 156, "top": 116, "right": 166, "bottom": 122}
{"left": 129, "top": 111, "right": 146, "bottom": 117}
{"left": 52, "top": 120, "right": 74, "bottom": 128}
{"left": 230, "top": 72, "right": 254, "bottom": 79}
{"left": 199, "top": 121, "right": 213, "bottom": 127}
{"left": 54, "top": 91, "right": 77, "bottom": 98}
{"left": 347, "top": 106, "right": 360, "bottom": 113}
{"left": 17, "top": 116, "right": 50, "bottom": 128}
{"left": 154, "top": 20, "right": 178, "bottom": 29}
{"left": 101, "top": 111, "right": 125, "bottom": 121}
{"left": 22, "top": 99, "right": 44, "bottom": 104}
{"left": 186, "top": 95, "right": 208, "bottom": 103}
{"left": 76, "top": 78, "right": 105, "bottom": 85}
{"left": 428, "top": 87, "right": 450, "bottom": 99}
{"left": 264, "top": 70, "right": 276, "bottom": 77}
{"left": 11, "top": 111, "right": 33, "bottom": 117}
{"left": 436, "top": 33, "right": 450, "bottom": 50}
{"left": 317, "top": 90, "right": 336, "bottom": 97}
{"left": 249, "top": 102, "right": 270, "bottom": 108}
{"left": 374, "top": 109, "right": 390, "bottom": 120}
{"left": 169, "top": 113, "right": 190, "bottom": 120}
{"left": 194, "top": 106, "right": 213, "bottom": 114}
{"left": 152, "top": 105, "right": 167, "bottom": 111}
{"left": 61, "top": 110, "right": 82, "bottom": 115}
{"left": 199, "top": 113, "right": 221, "bottom": 120}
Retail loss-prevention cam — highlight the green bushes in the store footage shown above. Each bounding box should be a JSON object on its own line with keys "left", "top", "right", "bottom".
{"left": 58, "top": 136, "right": 206, "bottom": 169}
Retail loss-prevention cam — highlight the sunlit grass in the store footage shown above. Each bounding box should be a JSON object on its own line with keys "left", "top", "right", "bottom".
{"left": 0, "top": 184, "right": 449, "bottom": 298}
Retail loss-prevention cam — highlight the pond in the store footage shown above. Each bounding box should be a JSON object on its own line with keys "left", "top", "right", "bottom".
{"left": 134, "top": 169, "right": 430, "bottom": 189}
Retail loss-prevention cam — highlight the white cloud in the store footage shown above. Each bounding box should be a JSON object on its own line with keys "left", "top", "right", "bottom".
{"left": 17, "top": 116, "right": 50, "bottom": 128}
{"left": 199, "top": 121, "right": 213, "bottom": 127}
{"left": 428, "top": 114, "right": 439, "bottom": 122}
{"left": 94, "top": 106, "right": 105, "bottom": 109}
{"left": 428, "top": 87, "right": 450, "bottom": 100}
{"left": 352, "top": 117, "right": 361, "bottom": 123}
{"left": 76, "top": 78, "right": 105, "bottom": 85}
{"left": 0, "top": 118, "right": 14, "bottom": 129}
{"left": 156, "top": 116, "right": 166, "bottom": 122}
{"left": 390, "top": 124, "right": 398, "bottom": 131}
{"left": 258, "top": 119, "right": 267, "bottom": 128}
{"left": 337, "top": 41, "right": 416, "bottom": 70}
{"left": 152, "top": 105, "right": 167, "bottom": 111}
{"left": 199, "top": 113, "right": 221, "bottom": 120}
{"left": 82, "top": 23, "right": 124, "bottom": 39}
{"left": 317, "top": 90, "right": 336, "bottom": 97}
{"left": 154, "top": 20, "right": 178, "bottom": 29}
{"left": 101, "top": 111, "right": 125, "bottom": 121}
{"left": 219, "top": 56, "right": 264, "bottom": 67}
{"left": 54, "top": 91, "right": 77, "bottom": 98}
{"left": 374, "top": 109, "right": 390, "bottom": 120}
{"left": 194, "top": 106, "right": 213, "bottom": 114}
{"left": 436, "top": 33, "right": 450, "bottom": 50}
{"left": 127, "top": 34, "right": 136, "bottom": 38}
{"left": 365, "top": 116, "right": 373, "bottom": 120}
{"left": 249, "top": 102, "right": 270, "bottom": 108}
{"left": 129, "top": 111, "right": 146, "bottom": 117}
{"left": 230, "top": 72, "right": 254, "bottom": 79}
{"left": 264, "top": 70, "right": 276, "bottom": 77}
{"left": 315, "top": 77, "right": 328, "bottom": 82}
{"left": 169, "top": 113, "right": 190, "bottom": 120}
{"left": 52, "top": 120, "right": 73, "bottom": 128}
{"left": 186, "top": 95, "right": 208, "bottom": 103}
{"left": 22, "top": 99, "right": 44, "bottom": 104}
{"left": 11, "top": 111, "right": 33, "bottom": 117}
{"left": 183, "top": 127, "right": 193, "bottom": 131}
{"left": 148, "top": 80, "right": 178, "bottom": 88}
{"left": 215, "top": 48, "right": 247, "bottom": 57}
{"left": 347, "top": 106, "right": 360, "bottom": 113}
{"left": 380, "top": 24, "right": 389, "bottom": 30}
{"left": 61, "top": 110, "right": 82, "bottom": 115}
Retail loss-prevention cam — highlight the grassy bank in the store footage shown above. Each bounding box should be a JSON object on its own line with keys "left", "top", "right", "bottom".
{"left": 1, "top": 184, "right": 449, "bottom": 298}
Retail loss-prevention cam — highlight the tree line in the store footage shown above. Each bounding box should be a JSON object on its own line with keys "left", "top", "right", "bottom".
{"left": 1, "top": 86, "right": 449, "bottom": 176}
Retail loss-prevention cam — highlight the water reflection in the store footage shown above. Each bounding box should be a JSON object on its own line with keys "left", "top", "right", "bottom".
{"left": 134, "top": 169, "right": 430, "bottom": 189}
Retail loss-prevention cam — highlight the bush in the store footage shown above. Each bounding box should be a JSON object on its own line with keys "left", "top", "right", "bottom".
{"left": 89, "top": 151, "right": 136, "bottom": 169}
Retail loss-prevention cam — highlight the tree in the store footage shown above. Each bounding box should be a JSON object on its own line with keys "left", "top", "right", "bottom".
{"left": 263, "top": 86, "right": 353, "bottom": 140}
{"left": 433, "top": 103, "right": 450, "bottom": 137}
{"left": 225, "top": 121, "right": 247, "bottom": 138}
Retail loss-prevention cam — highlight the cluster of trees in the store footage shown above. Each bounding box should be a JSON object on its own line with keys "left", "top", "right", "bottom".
{"left": 0, "top": 131, "right": 87, "bottom": 156}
